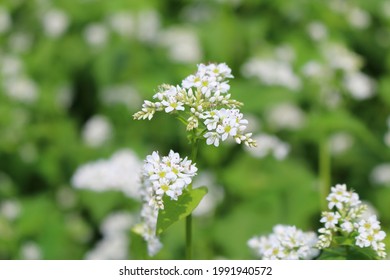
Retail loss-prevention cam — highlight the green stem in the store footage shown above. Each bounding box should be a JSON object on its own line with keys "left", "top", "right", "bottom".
{"left": 319, "top": 138, "right": 331, "bottom": 211}
{"left": 186, "top": 137, "right": 199, "bottom": 260}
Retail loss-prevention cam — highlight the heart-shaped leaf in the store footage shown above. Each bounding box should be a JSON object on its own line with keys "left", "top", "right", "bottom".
{"left": 156, "top": 186, "right": 208, "bottom": 235}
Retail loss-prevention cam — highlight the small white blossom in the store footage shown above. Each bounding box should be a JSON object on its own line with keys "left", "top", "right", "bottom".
{"left": 320, "top": 212, "right": 341, "bottom": 229}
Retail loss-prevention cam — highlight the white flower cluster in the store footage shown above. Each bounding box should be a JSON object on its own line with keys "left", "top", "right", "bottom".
{"left": 317, "top": 184, "right": 387, "bottom": 258}
{"left": 71, "top": 149, "right": 142, "bottom": 199}
{"left": 248, "top": 225, "right": 319, "bottom": 260}
{"left": 86, "top": 212, "right": 135, "bottom": 260}
{"left": 245, "top": 133, "right": 290, "bottom": 160}
{"left": 137, "top": 150, "right": 197, "bottom": 256}
{"left": 141, "top": 150, "right": 197, "bottom": 210}
{"left": 133, "top": 63, "right": 256, "bottom": 147}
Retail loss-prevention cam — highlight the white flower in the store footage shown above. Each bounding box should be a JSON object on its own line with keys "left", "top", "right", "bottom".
{"left": 108, "top": 12, "right": 135, "bottom": 38}
{"left": 0, "top": 7, "right": 11, "bottom": 34}
{"left": 320, "top": 211, "right": 341, "bottom": 229}
{"left": 141, "top": 150, "right": 197, "bottom": 210}
{"left": 307, "top": 21, "right": 327, "bottom": 41}
{"left": 266, "top": 102, "right": 305, "bottom": 131}
{"left": 343, "top": 72, "right": 376, "bottom": 100}
{"left": 245, "top": 133, "right": 289, "bottom": 160}
{"left": 20, "top": 242, "right": 42, "bottom": 260}
{"left": 71, "top": 149, "right": 142, "bottom": 199}
{"left": 136, "top": 10, "right": 160, "bottom": 43}
{"left": 3, "top": 76, "right": 38, "bottom": 104}
{"left": 158, "top": 26, "right": 202, "bottom": 63}
{"left": 340, "top": 221, "right": 354, "bottom": 233}
{"left": 42, "top": 9, "right": 69, "bottom": 38}
{"left": 329, "top": 132, "right": 354, "bottom": 155}
{"left": 370, "top": 163, "right": 390, "bottom": 185}
{"left": 248, "top": 225, "right": 319, "bottom": 260}
{"left": 84, "top": 23, "right": 109, "bottom": 47}
{"left": 241, "top": 57, "right": 301, "bottom": 91}
{"left": 82, "top": 115, "right": 113, "bottom": 147}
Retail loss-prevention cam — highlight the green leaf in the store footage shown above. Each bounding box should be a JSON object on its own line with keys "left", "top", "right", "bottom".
{"left": 318, "top": 245, "right": 380, "bottom": 260}
{"left": 156, "top": 186, "right": 208, "bottom": 235}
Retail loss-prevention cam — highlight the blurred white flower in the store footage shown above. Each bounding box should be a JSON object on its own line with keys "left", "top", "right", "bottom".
{"left": 266, "top": 102, "right": 305, "bottom": 131}
{"left": 86, "top": 212, "right": 134, "bottom": 260}
{"left": 84, "top": 23, "right": 109, "bottom": 47}
{"left": 275, "top": 45, "right": 295, "bottom": 62}
{"left": 347, "top": 7, "right": 371, "bottom": 29}
{"left": 329, "top": 132, "right": 354, "bottom": 155}
{"left": 82, "top": 115, "right": 113, "bottom": 148}
{"left": 0, "top": 55, "right": 23, "bottom": 77}
{"left": 343, "top": 72, "right": 376, "bottom": 100}
{"left": 20, "top": 242, "right": 42, "bottom": 260}
{"left": 137, "top": 10, "right": 160, "bottom": 43}
{"left": 370, "top": 163, "right": 390, "bottom": 186}
{"left": 108, "top": 12, "right": 135, "bottom": 38}
{"left": 3, "top": 76, "right": 38, "bottom": 104}
{"left": 307, "top": 21, "right": 328, "bottom": 41}
{"left": 301, "top": 61, "right": 329, "bottom": 79}
{"left": 248, "top": 225, "right": 319, "bottom": 260}
{"left": 323, "top": 43, "right": 362, "bottom": 72}
{"left": 158, "top": 26, "right": 202, "bottom": 63}
{"left": 101, "top": 84, "right": 142, "bottom": 110}
{"left": 42, "top": 9, "right": 69, "bottom": 38}
{"left": 245, "top": 133, "right": 289, "bottom": 160}
{"left": 71, "top": 149, "right": 142, "bottom": 199}
{"left": 0, "top": 7, "right": 11, "bottom": 34}
{"left": 241, "top": 58, "right": 301, "bottom": 91}
{"left": 0, "top": 200, "right": 21, "bottom": 221}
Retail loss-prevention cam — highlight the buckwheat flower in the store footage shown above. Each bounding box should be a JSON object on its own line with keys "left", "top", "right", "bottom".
{"left": 343, "top": 72, "right": 376, "bottom": 100}
{"left": 370, "top": 163, "right": 390, "bottom": 185}
{"left": 108, "top": 12, "right": 135, "bottom": 38}
{"left": 84, "top": 23, "right": 109, "bottom": 48}
{"left": 20, "top": 242, "right": 42, "bottom": 260}
{"left": 134, "top": 63, "right": 256, "bottom": 148}
{"left": 158, "top": 26, "right": 202, "bottom": 63}
{"left": 320, "top": 212, "right": 341, "bottom": 229}
{"left": 248, "top": 225, "right": 319, "bottom": 260}
{"left": 71, "top": 149, "right": 142, "bottom": 199}
{"left": 82, "top": 115, "right": 113, "bottom": 148}
{"left": 42, "top": 9, "right": 69, "bottom": 38}
{"left": 340, "top": 221, "right": 354, "bottom": 233}
{"left": 266, "top": 102, "right": 305, "bottom": 131}
{"left": 317, "top": 184, "right": 387, "bottom": 258}
{"left": 141, "top": 150, "right": 197, "bottom": 210}
{"left": 86, "top": 212, "right": 135, "bottom": 260}
{"left": 0, "top": 7, "right": 11, "bottom": 34}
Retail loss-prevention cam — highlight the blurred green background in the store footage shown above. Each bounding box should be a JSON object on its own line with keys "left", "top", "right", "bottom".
{"left": 1, "top": 0, "right": 390, "bottom": 260}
